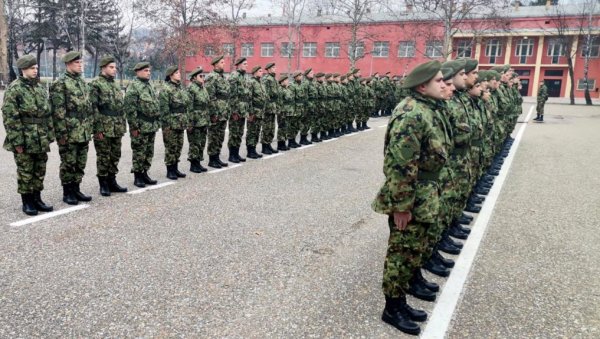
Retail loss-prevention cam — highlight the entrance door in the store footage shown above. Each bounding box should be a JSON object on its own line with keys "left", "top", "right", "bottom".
{"left": 520, "top": 79, "right": 529, "bottom": 96}
{"left": 544, "top": 79, "right": 562, "bottom": 97}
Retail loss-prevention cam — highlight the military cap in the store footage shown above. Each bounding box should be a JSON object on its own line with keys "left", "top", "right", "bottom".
{"left": 488, "top": 70, "right": 501, "bottom": 81}
{"left": 511, "top": 72, "right": 519, "bottom": 79}
{"left": 165, "top": 66, "right": 178, "bottom": 77}
{"left": 234, "top": 57, "right": 247, "bottom": 66}
{"left": 250, "top": 65, "right": 261, "bottom": 74}
{"left": 189, "top": 67, "right": 203, "bottom": 79}
{"left": 293, "top": 71, "right": 303, "bottom": 78}
{"left": 62, "top": 51, "right": 81, "bottom": 63}
{"left": 490, "top": 66, "right": 506, "bottom": 73}
{"left": 99, "top": 55, "right": 115, "bottom": 68}
{"left": 372, "top": 72, "right": 379, "bottom": 77}
{"left": 477, "top": 70, "right": 488, "bottom": 81}
{"left": 401, "top": 60, "right": 442, "bottom": 89}
{"left": 340, "top": 75, "right": 347, "bottom": 80}
{"left": 351, "top": 68, "right": 360, "bottom": 75}
{"left": 463, "top": 58, "right": 478, "bottom": 73}
{"left": 304, "top": 68, "right": 312, "bottom": 76}
{"left": 441, "top": 67, "right": 454, "bottom": 81}
{"left": 16, "top": 55, "right": 37, "bottom": 69}
{"left": 265, "top": 62, "right": 276, "bottom": 70}
{"left": 211, "top": 55, "right": 224, "bottom": 66}
{"left": 278, "top": 74, "right": 288, "bottom": 83}
{"left": 133, "top": 62, "right": 151, "bottom": 71}
{"left": 333, "top": 73, "right": 340, "bottom": 77}
{"left": 315, "top": 72, "right": 325, "bottom": 78}
{"left": 325, "top": 73, "right": 332, "bottom": 79}
{"left": 441, "top": 59, "right": 466, "bottom": 79}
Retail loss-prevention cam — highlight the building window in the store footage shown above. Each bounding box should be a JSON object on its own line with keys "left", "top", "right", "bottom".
{"left": 577, "top": 79, "right": 596, "bottom": 90}
{"left": 456, "top": 40, "right": 472, "bottom": 58}
{"left": 373, "top": 41, "right": 390, "bottom": 58}
{"left": 223, "top": 43, "right": 234, "bottom": 56}
{"left": 303, "top": 42, "right": 317, "bottom": 57}
{"left": 485, "top": 39, "right": 502, "bottom": 64}
{"left": 325, "top": 42, "right": 340, "bottom": 58}
{"left": 204, "top": 45, "right": 216, "bottom": 57}
{"left": 425, "top": 40, "right": 443, "bottom": 58}
{"left": 515, "top": 38, "right": 534, "bottom": 64}
{"left": 398, "top": 41, "right": 415, "bottom": 58}
{"left": 280, "top": 42, "right": 295, "bottom": 57}
{"left": 349, "top": 41, "right": 365, "bottom": 59}
{"left": 581, "top": 37, "right": 599, "bottom": 58}
{"left": 544, "top": 70, "right": 563, "bottom": 77}
{"left": 547, "top": 39, "right": 565, "bottom": 64}
{"left": 261, "top": 43, "right": 274, "bottom": 57}
{"left": 241, "top": 43, "right": 254, "bottom": 57}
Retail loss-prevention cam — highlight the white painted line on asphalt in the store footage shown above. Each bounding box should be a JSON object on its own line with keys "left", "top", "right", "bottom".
{"left": 322, "top": 138, "right": 337, "bottom": 143}
{"left": 422, "top": 105, "right": 535, "bottom": 339}
{"left": 10, "top": 204, "right": 90, "bottom": 227}
{"left": 262, "top": 153, "right": 284, "bottom": 159}
{"left": 378, "top": 124, "right": 387, "bottom": 129}
{"left": 127, "top": 181, "right": 176, "bottom": 195}
{"left": 209, "top": 163, "right": 243, "bottom": 173}
{"left": 296, "top": 144, "right": 316, "bottom": 150}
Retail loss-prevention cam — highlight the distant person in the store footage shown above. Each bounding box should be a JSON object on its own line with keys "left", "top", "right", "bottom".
{"left": 533, "top": 82, "right": 548, "bottom": 122}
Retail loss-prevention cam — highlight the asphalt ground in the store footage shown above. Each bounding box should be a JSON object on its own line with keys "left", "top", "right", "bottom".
{"left": 1, "top": 99, "right": 599, "bottom": 338}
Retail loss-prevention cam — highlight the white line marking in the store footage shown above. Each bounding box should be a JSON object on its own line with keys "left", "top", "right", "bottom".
{"left": 421, "top": 106, "right": 535, "bottom": 339}
{"left": 322, "top": 138, "right": 337, "bottom": 143}
{"left": 127, "top": 181, "right": 176, "bottom": 195}
{"left": 10, "top": 204, "right": 90, "bottom": 227}
{"left": 262, "top": 152, "right": 284, "bottom": 159}
{"left": 208, "top": 163, "right": 243, "bottom": 173}
{"left": 378, "top": 124, "right": 387, "bottom": 129}
{"left": 296, "top": 144, "right": 316, "bottom": 150}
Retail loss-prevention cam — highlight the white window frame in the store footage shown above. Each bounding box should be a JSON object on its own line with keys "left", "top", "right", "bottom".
{"left": 485, "top": 39, "right": 503, "bottom": 57}
{"left": 581, "top": 37, "right": 599, "bottom": 58}
{"left": 577, "top": 79, "right": 596, "bottom": 90}
{"left": 456, "top": 40, "right": 472, "bottom": 58}
{"left": 303, "top": 42, "right": 317, "bottom": 57}
{"left": 204, "top": 45, "right": 216, "bottom": 57}
{"left": 398, "top": 41, "right": 415, "bottom": 58}
{"left": 349, "top": 41, "right": 365, "bottom": 59}
{"left": 261, "top": 43, "right": 274, "bottom": 57}
{"left": 280, "top": 42, "right": 295, "bottom": 57}
{"left": 241, "top": 43, "right": 254, "bottom": 57}
{"left": 223, "top": 43, "right": 235, "bottom": 56}
{"left": 325, "top": 42, "right": 340, "bottom": 58}
{"left": 425, "top": 40, "right": 443, "bottom": 58}
{"left": 373, "top": 41, "right": 390, "bottom": 58}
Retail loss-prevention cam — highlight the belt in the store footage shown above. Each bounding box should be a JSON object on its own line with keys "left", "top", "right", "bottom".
{"left": 22, "top": 117, "right": 48, "bottom": 124}
{"left": 67, "top": 110, "right": 87, "bottom": 118}
{"left": 99, "top": 109, "right": 122, "bottom": 117}
{"left": 417, "top": 170, "right": 441, "bottom": 181}
{"left": 170, "top": 107, "right": 186, "bottom": 114}
{"left": 138, "top": 113, "right": 157, "bottom": 122}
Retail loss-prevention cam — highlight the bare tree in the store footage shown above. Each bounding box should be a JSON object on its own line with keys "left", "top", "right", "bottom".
{"left": 580, "top": 0, "right": 598, "bottom": 105}
{"left": 219, "top": 0, "right": 255, "bottom": 67}
{"left": 274, "top": 0, "right": 307, "bottom": 72}
{"left": 0, "top": 0, "right": 9, "bottom": 85}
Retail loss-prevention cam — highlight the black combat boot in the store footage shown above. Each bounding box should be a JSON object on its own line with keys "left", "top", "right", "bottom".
{"left": 442, "top": 232, "right": 464, "bottom": 249}
{"left": 321, "top": 131, "right": 330, "bottom": 140}
{"left": 208, "top": 155, "right": 222, "bottom": 168}
{"left": 299, "top": 134, "right": 310, "bottom": 145}
{"left": 328, "top": 129, "right": 336, "bottom": 138}
{"left": 538, "top": 115, "right": 544, "bottom": 122}
{"left": 142, "top": 171, "right": 157, "bottom": 185}
{"left": 277, "top": 140, "right": 289, "bottom": 152}
{"left": 349, "top": 123, "right": 358, "bottom": 132}
{"left": 98, "top": 177, "right": 111, "bottom": 196}
{"left": 228, "top": 147, "right": 240, "bottom": 163}
{"left": 432, "top": 250, "right": 455, "bottom": 268}
{"left": 311, "top": 132, "right": 321, "bottom": 143}
{"left": 21, "top": 193, "right": 38, "bottom": 216}
{"left": 166, "top": 164, "right": 178, "bottom": 180}
{"left": 247, "top": 145, "right": 262, "bottom": 159}
{"left": 469, "top": 194, "right": 484, "bottom": 204}
{"left": 438, "top": 240, "right": 461, "bottom": 255}
{"left": 533, "top": 114, "right": 540, "bottom": 121}
{"left": 108, "top": 175, "right": 127, "bottom": 193}
{"left": 287, "top": 139, "right": 298, "bottom": 148}
{"left": 236, "top": 147, "right": 246, "bottom": 162}
{"left": 73, "top": 183, "right": 92, "bottom": 202}
{"left": 62, "top": 184, "right": 79, "bottom": 205}
{"left": 32, "top": 191, "right": 53, "bottom": 212}
{"left": 134, "top": 173, "right": 146, "bottom": 188}
{"left": 424, "top": 259, "right": 451, "bottom": 277}
{"left": 414, "top": 268, "right": 440, "bottom": 291}
{"left": 268, "top": 143, "right": 279, "bottom": 153}
{"left": 407, "top": 276, "right": 437, "bottom": 302}
{"left": 261, "top": 143, "right": 273, "bottom": 155}
{"left": 381, "top": 296, "right": 423, "bottom": 335}
{"left": 448, "top": 226, "right": 469, "bottom": 240}
{"left": 174, "top": 163, "right": 186, "bottom": 177}
{"left": 451, "top": 221, "right": 471, "bottom": 234}
{"left": 217, "top": 156, "right": 229, "bottom": 167}
{"left": 190, "top": 160, "right": 203, "bottom": 173}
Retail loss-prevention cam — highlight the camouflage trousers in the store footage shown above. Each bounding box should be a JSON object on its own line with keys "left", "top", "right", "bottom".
{"left": 261, "top": 113, "right": 276, "bottom": 144}
{"left": 536, "top": 102, "right": 545, "bottom": 115}
{"left": 58, "top": 142, "right": 89, "bottom": 185}
{"left": 131, "top": 132, "right": 156, "bottom": 173}
{"left": 286, "top": 116, "right": 300, "bottom": 140}
{"left": 208, "top": 120, "right": 226, "bottom": 156}
{"left": 187, "top": 126, "right": 208, "bottom": 162}
{"left": 300, "top": 110, "right": 311, "bottom": 135}
{"left": 228, "top": 116, "right": 246, "bottom": 148}
{"left": 13, "top": 152, "right": 48, "bottom": 194}
{"left": 383, "top": 216, "right": 439, "bottom": 298}
{"left": 277, "top": 115, "right": 288, "bottom": 142}
{"left": 312, "top": 112, "right": 325, "bottom": 134}
{"left": 246, "top": 117, "right": 262, "bottom": 147}
{"left": 94, "top": 136, "right": 122, "bottom": 177}
{"left": 163, "top": 128, "right": 184, "bottom": 165}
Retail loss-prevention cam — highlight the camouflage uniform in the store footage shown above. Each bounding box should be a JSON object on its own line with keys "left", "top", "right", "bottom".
{"left": 2, "top": 76, "right": 54, "bottom": 194}
{"left": 289, "top": 77, "right": 305, "bottom": 141}
{"left": 261, "top": 72, "right": 280, "bottom": 150}
{"left": 247, "top": 75, "right": 267, "bottom": 147}
{"left": 536, "top": 83, "right": 548, "bottom": 118}
{"left": 50, "top": 71, "right": 93, "bottom": 185}
{"left": 160, "top": 80, "right": 191, "bottom": 166}
{"left": 89, "top": 74, "right": 126, "bottom": 178}
{"left": 187, "top": 80, "right": 210, "bottom": 163}
{"left": 279, "top": 84, "right": 295, "bottom": 140}
{"left": 124, "top": 77, "right": 161, "bottom": 173}
{"left": 300, "top": 77, "right": 317, "bottom": 138}
{"left": 372, "top": 92, "right": 448, "bottom": 298}
{"left": 205, "top": 69, "right": 230, "bottom": 157}
{"left": 228, "top": 69, "right": 251, "bottom": 148}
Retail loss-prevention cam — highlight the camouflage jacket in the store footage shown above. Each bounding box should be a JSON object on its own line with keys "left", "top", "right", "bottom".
{"left": 228, "top": 70, "right": 251, "bottom": 118}
{"left": 313, "top": 80, "right": 325, "bottom": 113}
{"left": 249, "top": 76, "right": 267, "bottom": 119}
{"left": 372, "top": 92, "right": 449, "bottom": 223}
{"left": 160, "top": 80, "right": 191, "bottom": 130}
{"left": 205, "top": 69, "right": 230, "bottom": 121}
{"left": 447, "top": 91, "right": 473, "bottom": 150}
{"left": 50, "top": 71, "right": 92, "bottom": 143}
{"left": 301, "top": 78, "right": 318, "bottom": 113}
{"left": 124, "top": 77, "right": 161, "bottom": 133}
{"left": 187, "top": 81, "right": 210, "bottom": 127}
{"left": 262, "top": 73, "right": 280, "bottom": 115}
{"left": 279, "top": 85, "right": 294, "bottom": 117}
{"left": 330, "top": 82, "right": 343, "bottom": 112}
{"left": 364, "top": 83, "right": 376, "bottom": 111}
{"left": 289, "top": 80, "right": 305, "bottom": 117}
{"left": 89, "top": 74, "right": 126, "bottom": 138}
{"left": 2, "top": 77, "right": 54, "bottom": 153}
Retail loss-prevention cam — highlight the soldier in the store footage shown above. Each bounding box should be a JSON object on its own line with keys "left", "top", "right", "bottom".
{"left": 278, "top": 74, "right": 295, "bottom": 151}
{"left": 246, "top": 66, "right": 266, "bottom": 159}
{"left": 261, "top": 63, "right": 280, "bottom": 155}
{"left": 187, "top": 67, "right": 210, "bottom": 173}
{"left": 314, "top": 73, "right": 328, "bottom": 140}
{"left": 228, "top": 58, "right": 251, "bottom": 163}
{"left": 288, "top": 71, "right": 305, "bottom": 148}
{"left": 205, "top": 55, "right": 230, "bottom": 168}
{"left": 160, "top": 66, "right": 191, "bottom": 180}
{"left": 372, "top": 60, "right": 448, "bottom": 335}
{"left": 2, "top": 55, "right": 54, "bottom": 215}
{"left": 124, "top": 62, "right": 161, "bottom": 188}
{"left": 534, "top": 82, "right": 548, "bottom": 122}
{"left": 50, "top": 51, "right": 93, "bottom": 205}
{"left": 89, "top": 55, "right": 128, "bottom": 197}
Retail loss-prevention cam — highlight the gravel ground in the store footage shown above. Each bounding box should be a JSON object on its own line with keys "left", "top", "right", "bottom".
{"left": 1, "top": 97, "right": 599, "bottom": 337}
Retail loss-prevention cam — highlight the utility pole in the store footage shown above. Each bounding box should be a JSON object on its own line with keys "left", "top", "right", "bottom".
{"left": 0, "top": 0, "right": 9, "bottom": 86}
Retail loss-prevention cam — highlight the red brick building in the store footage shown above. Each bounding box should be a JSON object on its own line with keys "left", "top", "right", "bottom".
{"left": 186, "top": 3, "right": 600, "bottom": 98}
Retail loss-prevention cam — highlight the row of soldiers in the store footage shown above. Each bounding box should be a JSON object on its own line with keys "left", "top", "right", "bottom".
{"left": 372, "top": 58, "right": 523, "bottom": 335}
{"left": 2, "top": 52, "right": 403, "bottom": 216}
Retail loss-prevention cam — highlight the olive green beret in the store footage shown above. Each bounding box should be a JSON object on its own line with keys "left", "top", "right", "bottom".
{"left": 373, "top": 72, "right": 379, "bottom": 76}
{"left": 234, "top": 57, "right": 246, "bottom": 66}
{"left": 265, "top": 62, "right": 275, "bottom": 70}
{"left": 133, "top": 62, "right": 151, "bottom": 71}
{"left": 333, "top": 73, "right": 340, "bottom": 77}
{"left": 304, "top": 68, "right": 312, "bottom": 76}
{"left": 165, "top": 66, "right": 178, "bottom": 77}
{"left": 315, "top": 72, "right": 325, "bottom": 78}
{"left": 325, "top": 73, "right": 332, "bottom": 79}
{"left": 99, "top": 55, "right": 115, "bottom": 68}
{"left": 441, "top": 67, "right": 454, "bottom": 81}
{"left": 441, "top": 59, "right": 466, "bottom": 79}
{"left": 278, "top": 75, "right": 288, "bottom": 83}
{"left": 488, "top": 70, "right": 501, "bottom": 81}
{"left": 490, "top": 66, "right": 506, "bottom": 73}
{"left": 477, "top": 70, "right": 488, "bottom": 81}
{"left": 293, "top": 71, "right": 302, "bottom": 78}
{"left": 463, "top": 58, "right": 478, "bottom": 73}
{"left": 62, "top": 51, "right": 81, "bottom": 63}
{"left": 211, "top": 55, "right": 224, "bottom": 66}
{"left": 16, "top": 55, "right": 37, "bottom": 69}
{"left": 250, "top": 66, "right": 261, "bottom": 74}
{"left": 401, "top": 60, "right": 442, "bottom": 89}
{"left": 351, "top": 68, "right": 360, "bottom": 75}
{"left": 189, "top": 67, "right": 203, "bottom": 79}
{"left": 365, "top": 77, "right": 372, "bottom": 82}
{"left": 340, "top": 75, "right": 347, "bottom": 80}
